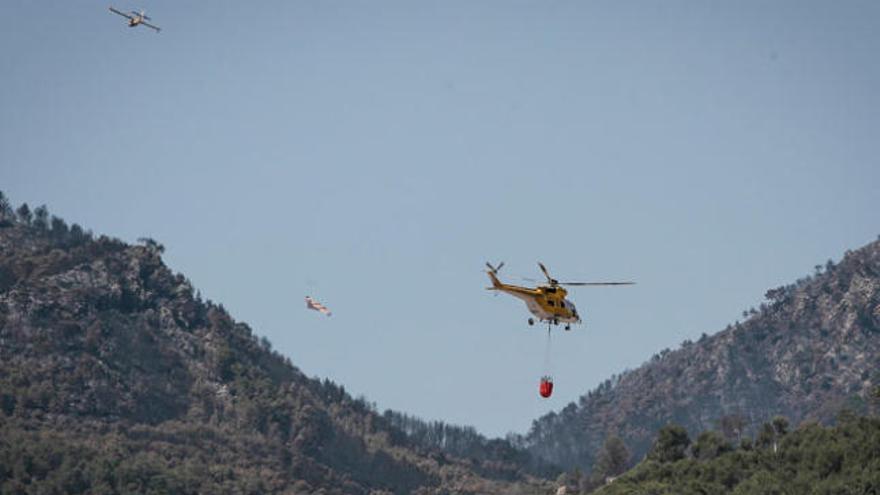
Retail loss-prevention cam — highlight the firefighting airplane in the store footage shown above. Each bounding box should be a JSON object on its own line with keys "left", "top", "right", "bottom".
{"left": 109, "top": 7, "right": 161, "bottom": 32}
{"left": 486, "top": 262, "right": 634, "bottom": 330}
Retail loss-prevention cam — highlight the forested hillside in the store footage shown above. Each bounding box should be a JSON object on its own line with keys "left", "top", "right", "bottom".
{"left": 587, "top": 413, "right": 880, "bottom": 495}
{"left": 3, "top": 190, "right": 878, "bottom": 493}
{"left": 521, "top": 235, "right": 880, "bottom": 474}
{"left": 0, "top": 193, "right": 553, "bottom": 494}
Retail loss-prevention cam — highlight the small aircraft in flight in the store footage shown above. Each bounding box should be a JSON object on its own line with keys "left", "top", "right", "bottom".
{"left": 109, "top": 6, "right": 161, "bottom": 32}
{"left": 486, "top": 262, "right": 634, "bottom": 330}
{"left": 305, "top": 296, "right": 332, "bottom": 317}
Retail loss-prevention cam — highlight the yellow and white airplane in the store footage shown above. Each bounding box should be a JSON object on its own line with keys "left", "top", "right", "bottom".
{"left": 109, "top": 6, "right": 161, "bottom": 32}
{"left": 486, "top": 262, "right": 634, "bottom": 330}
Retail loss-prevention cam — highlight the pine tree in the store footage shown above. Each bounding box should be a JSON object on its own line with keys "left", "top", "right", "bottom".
{"left": 593, "top": 435, "right": 630, "bottom": 481}
{"left": 692, "top": 431, "right": 731, "bottom": 460}
{"left": 16, "top": 203, "right": 32, "bottom": 225}
{"left": 647, "top": 424, "right": 690, "bottom": 463}
{"left": 0, "top": 191, "right": 12, "bottom": 221}
{"left": 50, "top": 215, "right": 69, "bottom": 242}
{"left": 33, "top": 205, "right": 49, "bottom": 230}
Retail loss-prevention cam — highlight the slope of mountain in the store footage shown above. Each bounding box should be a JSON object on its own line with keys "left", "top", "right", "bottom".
{"left": 523, "top": 238, "right": 880, "bottom": 473}
{"left": 0, "top": 207, "right": 552, "bottom": 494}
{"left": 593, "top": 414, "right": 880, "bottom": 495}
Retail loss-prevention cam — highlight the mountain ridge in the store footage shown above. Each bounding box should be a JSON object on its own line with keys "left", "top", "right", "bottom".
{"left": 3, "top": 194, "right": 879, "bottom": 492}
{"left": 0, "top": 199, "right": 553, "bottom": 494}
{"left": 521, "top": 235, "right": 880, "bottom": 473}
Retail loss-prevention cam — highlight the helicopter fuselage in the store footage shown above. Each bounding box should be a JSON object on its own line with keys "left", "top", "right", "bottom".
{"left": 486, "top": 270, "right": 581, "bottom": 325}
{"left": 510, "top": 286, "right": 581, "bottom": 323}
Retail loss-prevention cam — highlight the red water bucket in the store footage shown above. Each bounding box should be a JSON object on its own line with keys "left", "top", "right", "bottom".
{"left": 539, "top": 377, "right": 553, "bottom": 398}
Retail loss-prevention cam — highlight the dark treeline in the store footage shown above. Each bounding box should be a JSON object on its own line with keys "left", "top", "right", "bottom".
{"left": 587, "top": 412, "right": 880, "bottom": 494}
{"left": 382, "top": 410, "right": 486, "bottom": 455}
{"left": 380, "top": 409, "right": 555, "bottom": 476}
{"left": 315, "top": 378, "right": 557, "bottom": 478}
{"left": 0, "top": 192, "right": 95, "bottom": 248}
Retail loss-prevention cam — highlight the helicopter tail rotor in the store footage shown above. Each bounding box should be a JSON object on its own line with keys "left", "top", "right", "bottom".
{"left": 485, "top": 261, "right": 505, "bottom": 291}
{"left": 485, "top": 261, "right": 504, "bottom": 274}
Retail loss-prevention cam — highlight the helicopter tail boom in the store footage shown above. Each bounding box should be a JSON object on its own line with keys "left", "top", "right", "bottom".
{"left": 486, "top": 271, "right": 502, "bottom": 289}
{"left": 485, "top": 261, "right": 504, "bottom": 289}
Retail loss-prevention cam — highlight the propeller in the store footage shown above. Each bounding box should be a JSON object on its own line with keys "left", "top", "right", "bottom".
{"left": 535, "top": 262, "right": 635, "bottom": 287}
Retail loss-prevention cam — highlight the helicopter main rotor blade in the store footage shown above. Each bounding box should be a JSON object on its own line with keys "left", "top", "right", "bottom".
{"left": 560, "top": 281, "right": 636, "bottom": 286}
{"left": 537, "top": 262, "right": 555, "bottom": 284}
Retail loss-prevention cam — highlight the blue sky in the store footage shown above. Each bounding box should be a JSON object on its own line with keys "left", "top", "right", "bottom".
{"left": 2, "top": 1, "right": 878, "bottom": 437}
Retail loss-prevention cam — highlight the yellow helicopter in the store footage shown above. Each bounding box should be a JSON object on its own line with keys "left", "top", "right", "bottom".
{"left": 486, "top": 262, "right": 634, "bottom": 330}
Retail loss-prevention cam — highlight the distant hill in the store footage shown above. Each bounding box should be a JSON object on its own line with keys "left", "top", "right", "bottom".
{"left": 521, "top": 236, "right": 880, "bottom": 474}
{"left": 0, "top": 197, "right": 553, "bottom": 494}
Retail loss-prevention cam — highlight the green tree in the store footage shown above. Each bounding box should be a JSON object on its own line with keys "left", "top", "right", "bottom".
{"left": 647, "top": 424, "right": 691, "bottom": 463}
{"left": 731, "top": 471, "right": 785, "bottom": 495}
{"left": 33, "top": 204, "right": 49, "bottom": 230}
{"left": 69, "top": 223, "right": 86, "bottom": 244}
{"left": 756, "top": 416, "right": 788, "bottom": 453}
{"left": 16, "top": 203, "right": 32, "bottom": 225}
{"left": 717, "top": 414, "right": 747, "bottom": 443}
{"left": 770, "top": 415, "right": 788, "bottom": 437}
{"left": 692, "top": 431, "right": 731, "bottom": 460}
{"left": 836, "top": 407, "right": 857, "bottom": 426}
{"left": 593, "top": 435, "right": 630, "bottom": 481}
{"left": 756, "top": 422, "right": 776, "bottom": 450}
{"left": 50, "top": 215, "right": 69, "bottom": 242}
{"left": 0, "top": 191, "right": 12, "bottom": 221}
{"left": 137, "top": 237, "right": 166, "bottom": 254}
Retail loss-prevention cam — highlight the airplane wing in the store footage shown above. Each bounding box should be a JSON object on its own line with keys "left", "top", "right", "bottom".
{"left": 108, "top": 6, "right": 134, "bottom": 19}
{"left": 141, "top": 21, "right": 161, "bottom": 32}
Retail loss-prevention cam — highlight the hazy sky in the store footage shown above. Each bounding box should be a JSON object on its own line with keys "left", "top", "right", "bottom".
{"left": 2, "top": 1, "right": 878, "bottom": 437}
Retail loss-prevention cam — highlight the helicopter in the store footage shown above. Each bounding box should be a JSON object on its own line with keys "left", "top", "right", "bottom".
{"left": 109, "top": 6, "right": 161, "bottom": 32}
{"left": 486, "top": 262, "right": 634, "bottom": 330}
